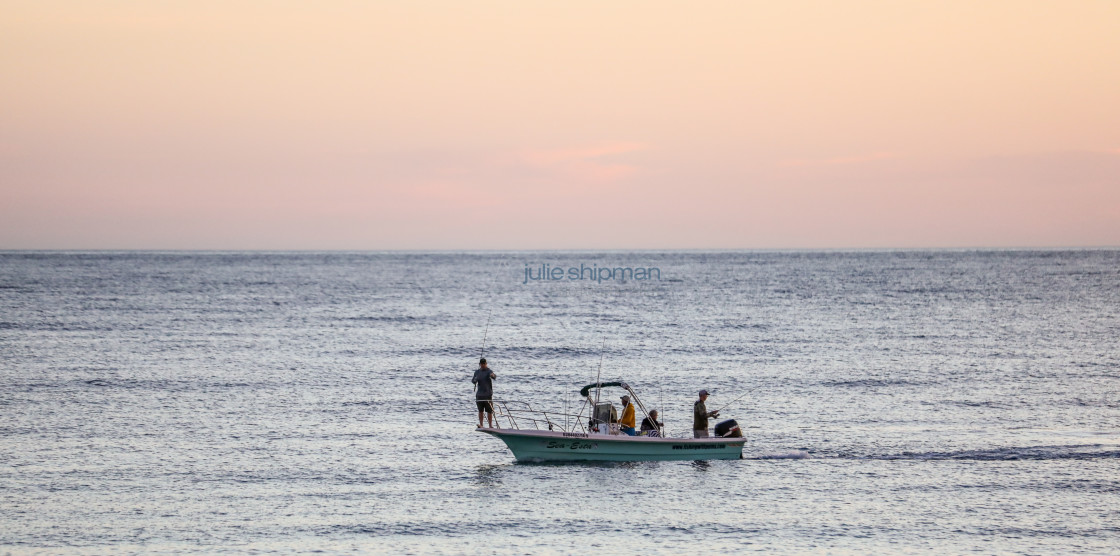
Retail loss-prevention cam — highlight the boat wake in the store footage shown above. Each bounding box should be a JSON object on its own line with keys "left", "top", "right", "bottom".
{"left": 858, "top": 444, "right": 1120, "bottom": 461}
{"left": 804, "top": 444, "right": 1120, "bottom": 461}
{"left": 748, "top": 450, "right": 811, "bottom": 460}
{"left": 744, "top": 444, "right": 1120, "bottom": 462}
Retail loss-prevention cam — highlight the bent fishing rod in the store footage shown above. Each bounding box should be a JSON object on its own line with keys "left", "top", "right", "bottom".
{"left": 473, "top": 308, "right": 496, "bottom": 424}
{"left": 479, "top": 308, "right": 493, "bottom": 361}
{"left": 711, "top": 389, "right": 752, "bottom": 414}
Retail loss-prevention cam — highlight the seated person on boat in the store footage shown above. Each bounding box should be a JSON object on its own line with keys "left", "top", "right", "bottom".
{"left": 640, "top": 409, "right": 663, "bottom": 437}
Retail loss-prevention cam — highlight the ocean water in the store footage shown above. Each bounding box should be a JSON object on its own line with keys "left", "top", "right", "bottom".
{"left": 1, "top": 250, "right": 1118, "bottom": 554}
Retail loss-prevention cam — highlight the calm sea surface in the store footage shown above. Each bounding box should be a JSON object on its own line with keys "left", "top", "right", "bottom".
{"left": 1, "top": 250, "right": 1119, "bottom": 554}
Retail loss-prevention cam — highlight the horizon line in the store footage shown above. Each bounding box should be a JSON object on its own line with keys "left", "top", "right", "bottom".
{"left": 2, "top": 245, "right": 1118, "bottom": 254}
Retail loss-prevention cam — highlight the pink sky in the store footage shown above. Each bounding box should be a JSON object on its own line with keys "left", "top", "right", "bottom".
{"left": 2, "top": 1, "right": 1118, "bottom": 249}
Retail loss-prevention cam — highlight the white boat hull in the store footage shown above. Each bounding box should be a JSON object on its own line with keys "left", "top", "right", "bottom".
{"left": 478, "top": 428, "right": 745, "bottom": 462}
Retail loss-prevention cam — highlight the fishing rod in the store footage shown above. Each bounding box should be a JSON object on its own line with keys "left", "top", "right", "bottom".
{"left": 479, "top": 308, "right": 493, "bottom": 360}
{"left": 473, "top": 258, "right": 504, "bottom": 425}
{"left": 593, "top": 337, "right": 606, "bottom": 406}
{"left": 711, "top": 389, "right": 752, "bottom": 414}
{"left": 659, "top": 380, "right": 665, "bottom": 437}
{"left": 473, "top": 308, "right": 494, "bottom": 427}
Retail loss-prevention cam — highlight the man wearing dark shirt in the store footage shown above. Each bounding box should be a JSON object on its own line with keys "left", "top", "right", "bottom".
{"left": 472, "top": 358, "right": 497, "bottom": 428}
{"left": 640, "top": 409, "right": 663, "bottom": 437}
{"left": 693, "top": 389, "right": 719, "bottom": 438}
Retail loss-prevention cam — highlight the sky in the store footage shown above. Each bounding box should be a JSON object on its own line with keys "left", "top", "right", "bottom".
{"left": 2, "top": 1, "right": 1119, "bottom": 250}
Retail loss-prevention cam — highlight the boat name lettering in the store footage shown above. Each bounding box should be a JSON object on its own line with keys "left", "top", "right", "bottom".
{"left": 671, "top": 444, "right": 727, "bottom": 450}
{"left": 562, "top": 433, "right": 589, "bottom": 438}
{"left": 545, "top": 440, "right": 595, "bottom": 450}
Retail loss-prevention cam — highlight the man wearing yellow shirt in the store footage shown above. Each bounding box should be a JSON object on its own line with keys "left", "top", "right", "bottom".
{"left": 619, "top": 395, "right": 637, "bottom": 436}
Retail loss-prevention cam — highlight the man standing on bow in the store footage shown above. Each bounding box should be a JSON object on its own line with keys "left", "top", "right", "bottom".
{"left": 693, "top": 389, "right": 719, "bottom": 438}
{"left": 472, "top": 358, "right": 496, "bottom": 428}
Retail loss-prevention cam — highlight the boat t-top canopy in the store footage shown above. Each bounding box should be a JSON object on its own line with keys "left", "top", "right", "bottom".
{"left": 479, "top": 379, "right": 683, "bottom": 442}
{"left": 579, "top": 381, "right": 629, "bottom": 398}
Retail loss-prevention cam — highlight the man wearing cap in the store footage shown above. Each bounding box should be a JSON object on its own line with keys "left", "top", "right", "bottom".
{"left": 472, "top": 358, "right": 496, "bottom": 428}
{"left": 619, "top": 394, "right": 637, "bottom": 436}
{"left": 693, "top": 389, "right": 719, "bottom": 438}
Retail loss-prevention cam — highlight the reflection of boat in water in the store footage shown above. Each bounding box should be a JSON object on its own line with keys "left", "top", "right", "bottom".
{"left": 477, "top": 381, "right": 745, "bottom": 462}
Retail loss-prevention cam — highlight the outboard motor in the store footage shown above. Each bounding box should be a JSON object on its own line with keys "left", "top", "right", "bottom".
{"left": 715, "top": 419, "right": 742, "bottom": 438}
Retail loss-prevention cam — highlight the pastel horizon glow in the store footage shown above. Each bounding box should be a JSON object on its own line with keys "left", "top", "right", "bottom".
{"left": 2, "top": 1, "right": 1118, "bottom": 250}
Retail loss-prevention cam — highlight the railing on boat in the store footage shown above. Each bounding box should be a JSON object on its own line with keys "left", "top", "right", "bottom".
{"left": 479, "top": 399, "right": 669, "bottom": 437}
{"left": 484, "top": 399, "right": 591, "bottom": 434}
{"left": 474, "top": 380, "right": 671, "bottom": 436}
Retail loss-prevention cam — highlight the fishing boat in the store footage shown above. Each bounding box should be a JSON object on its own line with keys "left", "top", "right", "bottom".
{"left": 476, "top": 381, "right": 746, "bottom": 462}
